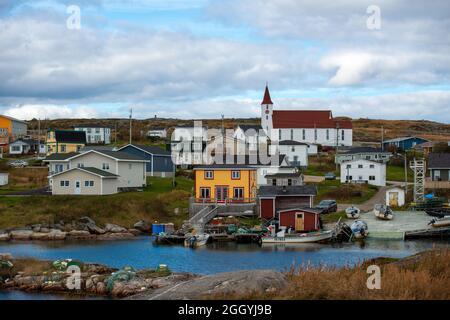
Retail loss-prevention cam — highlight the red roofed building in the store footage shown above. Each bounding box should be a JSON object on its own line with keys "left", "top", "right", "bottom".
{"left": 261, "top": 85, "right": 353, "bottom": 147}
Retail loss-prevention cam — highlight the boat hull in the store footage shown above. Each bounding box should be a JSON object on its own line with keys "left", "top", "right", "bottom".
{"left": 261, "top": 230, "right": 332, "bottom": 244}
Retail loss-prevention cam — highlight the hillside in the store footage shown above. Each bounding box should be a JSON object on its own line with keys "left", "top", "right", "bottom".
{"left": 26, "top": 117, "right": 450, "bottom": 145}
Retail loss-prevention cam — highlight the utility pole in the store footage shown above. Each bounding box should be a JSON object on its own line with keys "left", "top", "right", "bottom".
{"left": 114, "top": 121, "right": 118, "bottom": 146}
{"left": 37, "top": 118, "right": 41, "bottom": 158}
{"left": 404, "top": 152, "right": 408, "bottom": 195}
{"left": 129, "top": 108, "right": 133, "bottom": 145}
{"left": 381, "top": 125, "right": 384, "bottom": 151}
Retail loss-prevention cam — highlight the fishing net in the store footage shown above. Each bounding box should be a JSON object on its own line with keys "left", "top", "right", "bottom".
{"left": 105, "top": 266, "right": 136, "bottom": 292}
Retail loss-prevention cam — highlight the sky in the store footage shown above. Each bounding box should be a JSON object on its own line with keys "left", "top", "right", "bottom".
{"left": 0, "top": 0, "right": 449, "bottom": 121}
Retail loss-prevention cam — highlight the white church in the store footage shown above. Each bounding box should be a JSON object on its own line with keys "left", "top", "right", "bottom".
{"left": 260, "top": 85, "right": 353, "bottom": 148}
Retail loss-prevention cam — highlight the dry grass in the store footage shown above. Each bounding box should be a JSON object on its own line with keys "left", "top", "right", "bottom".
{"left": 8, "top": 167, "right": 48, "bottom": 189}
{"left": 211, "top": 249, "right": 450, "bottom": 300}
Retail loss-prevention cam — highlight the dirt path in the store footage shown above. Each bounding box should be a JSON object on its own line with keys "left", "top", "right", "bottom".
{"left": 337, "top": 184, "right": 401, "bottom": 212}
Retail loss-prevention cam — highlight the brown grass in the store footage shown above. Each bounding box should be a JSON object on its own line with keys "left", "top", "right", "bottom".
{"left": 210, "top": 249, "right": 450, "bottom": 300}
{"left": 8, "top": 167, "right": 48, "bottom": 189}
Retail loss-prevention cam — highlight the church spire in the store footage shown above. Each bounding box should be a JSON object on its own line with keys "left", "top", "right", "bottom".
{"left": 261, "top": 84, "right": 273, "bottom": 105}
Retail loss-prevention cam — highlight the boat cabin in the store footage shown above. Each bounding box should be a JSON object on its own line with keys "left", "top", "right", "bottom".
{"left": 278, "top": 208, "right": 321, "bottom": 232}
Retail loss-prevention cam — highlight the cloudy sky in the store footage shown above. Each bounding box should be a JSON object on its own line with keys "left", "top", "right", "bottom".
{"left": 0, "top": 0, "right": 449, "bottom": 121}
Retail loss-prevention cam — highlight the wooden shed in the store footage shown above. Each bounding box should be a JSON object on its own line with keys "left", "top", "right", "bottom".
{"left": 278, "top": 208, "right": 321, "bottom": 232}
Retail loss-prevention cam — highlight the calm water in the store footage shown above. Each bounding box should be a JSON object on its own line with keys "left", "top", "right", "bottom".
{"left": 0, "top": 237, "right": 448, "bottom": 300}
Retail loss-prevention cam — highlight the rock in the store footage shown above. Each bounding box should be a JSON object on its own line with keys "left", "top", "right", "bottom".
{"left": 10, "top": 230, "right": 33, "bottom": 240}
{"left": 48, "top": 229, "right": 66, "bottom": 240}
{"left": 104, "top": 223, "right": 127, "bottom": 233}
{"left": 31, "top": 232, "right": 50, "bottom": 240}
{"left": 86, "top": 224, "right": 105, "bottom": 235}
{"left": 0, "top": 233, "right": 11, "bottom": 241}
{"left": 39, "top": 227, "right": 50, "bottom": 233}
{"left": 96, "top": 281, "right": 107, "bottom": 295}
{"left": 133, "top": 220, "right": 151, "bottom": 233}
{"left": 67, "top": 230, "right": 95, "bottom": 240}
{"left": 31, "top": 224, "right": 41, "bottom": 232}
{"left": 0, "top": 253, "right": 13, "bottom": 260}
{"left": 78, "top": 216, "right": 96, "bottom": 225}
{"left": 128, "top": 228, "right": 142, "bottom": 236}
{"left": 97, "top": 232, "right": 135, "bottom": 240}
{"left": 51, "top": 224, "right": 64, "bottom": 231}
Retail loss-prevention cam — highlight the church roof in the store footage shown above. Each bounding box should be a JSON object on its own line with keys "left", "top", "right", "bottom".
{"left": 272, "top": 110, "right": 352, "bottom": 129}
{"left": 261, "top": 85, "right": 273, "bottom": 105}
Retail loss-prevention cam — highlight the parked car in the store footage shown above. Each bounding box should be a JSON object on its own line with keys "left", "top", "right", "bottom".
{"left": 316, "top": 200, "right": 338, "bottom": 213}
{"left": 324, "top": 172, "right": 336, "bottom": 180}
{"left": 9, "top": 160, "right": 29, "bottom": 168}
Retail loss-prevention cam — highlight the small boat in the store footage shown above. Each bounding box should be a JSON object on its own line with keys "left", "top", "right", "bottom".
{"left": 184, "top": 233, "right": 210, "bottom": 248}
{"left": 374, "top": 204, "right": 394, "bottom": 220}
{"left": 261, "top": 230, "right": 333, "bottom": 244}
{"left": 350, "top": 220, "right": 369, "bottom": 239}
{"left": 428, "top": 216, "right": 450, "bottom": 228}
{"left": 425, "top": 208, "right": 450, "bottom": 218}
{"left": 345, "top": 206, "right": 360, "bottom": 219}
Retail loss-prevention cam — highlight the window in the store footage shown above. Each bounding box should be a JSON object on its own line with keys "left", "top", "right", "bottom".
{"left": 87, "top": 128, "right": 92, "bottom": 133}
{"left": 272, "top": 179, "right": 277, "bottom": 186}
{"left": 369, "top": 176, "right": 376, "bottom": 181}
{"left": 314, "top": 129, "right": 317, "bottom": 141}
{"left": 369, "top": 164, "right": 375, "bottom": 169}
{"left": 60, "top": 145, "right": 66, "bottom": 152}
{"left": 77, "top": 146, "right": 82, "bottom": 152}
{"left": 60, "top": 180, "right": 69, "bottom": 187}
{"left": 302, "top": 129, "right": 306, "bottom": 140}
{"left": 84, "top": 181, "right": 94, "bottom": 187}
{"left": 346, "top": 175, "right": 353, "bottom": 181}
{"left": 291, "top": 146, "right": 295, "bottom": 152}
{"left": 326, "top": 129, "right": 329, "bottom": 140}
{"left": 102, "top": 163, "right": 110, "bottom": 170}
{"left": 358, "top": 164, "right": 363, "bottom": 168}
{"left": 433, "top": 170, "right": 441, "bottom": 181}
{"left": 231, "top": 170, "right": 240, "bottom": 179}
{"left": 341, "top": 130, "right": 345, "bottom": 141}
{"left": 204, "top": 171, "right": 214, "bottom": 179}
{"left": 266, "top": 115, "right": 268, "bottom": 120}
{"left": 279, "top": 130, "right": 282, "bottom": 140}
{"left": 346, "top": 164, "right": 351, "bottom": 169}
{"left": 128, "top": 163, "right": 132, "bottom": 170}
{"left": 95, "top": 128, "right": 100, "bottom": 133}
{"left": 77, "top": 163, "right": 84, "bottom": 168}
{"left": 233, "top": 187, "right": 244, "bottom": 199}
{"left": 290, "top": 129, "right": 294, "bottom": 140}
{"left": 12, "top": 145, "right": 21, "bottom": 152}
{"left": 288, "top": 179, "right": 292, "bottom": 186}
{"left": 200, "top": 187, "right": 210, "bottom": 199}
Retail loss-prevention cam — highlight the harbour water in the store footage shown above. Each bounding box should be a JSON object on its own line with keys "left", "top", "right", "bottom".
{"left": 1, "top": 237, "right": 448, "bottom": 300}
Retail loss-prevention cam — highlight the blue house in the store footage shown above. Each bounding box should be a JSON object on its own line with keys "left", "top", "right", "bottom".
{"left": 118, "top": 144, "right": 174, "bottom": 177}
{"left": 382, "top": 136, "right": 429, "bottom": 151}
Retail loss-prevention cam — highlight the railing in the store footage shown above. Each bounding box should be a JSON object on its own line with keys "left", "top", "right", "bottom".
{"left": 425, "top": 178, "right": 450, "bottom": 189}
{"left": 193, "top": 197, "right": 257, "bottom": 204}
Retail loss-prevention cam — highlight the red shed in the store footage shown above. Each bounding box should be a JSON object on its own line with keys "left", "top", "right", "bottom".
{"left": 278, "top": 208, "right": 321, "bottom": 232}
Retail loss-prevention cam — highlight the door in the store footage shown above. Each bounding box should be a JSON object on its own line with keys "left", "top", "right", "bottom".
{"left": 75, "top": 181, "right": 81, "bottom": 195}
{"left": 215, "top": 186, "right": 229, "bottom": 202}
{"left": 295, "top": 213, "right": 304, "bottom": 231}
{"left": 389, "top": 192, "right": 398, "bottom": 207}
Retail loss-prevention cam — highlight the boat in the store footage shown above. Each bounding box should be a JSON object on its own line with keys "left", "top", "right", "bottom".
{"left": 428, "top": 216, "right": 450, "bottom": 228}
{"left": 350, "top": 220, "right": 369, "bottom": 239}
{"left": 425, "top": 208, "right": 450, "bottom": 218}
{"left": 345, "top": 206, "right": 360, "bottom": 219}
{"left": 261, "top": 229, "right": 333, "bottom": 244}
{"left": 184, "top": 233, "right": 210, "bottom": 248}
{"left": 374, "top": 204, "right": 394, "bottom": 220}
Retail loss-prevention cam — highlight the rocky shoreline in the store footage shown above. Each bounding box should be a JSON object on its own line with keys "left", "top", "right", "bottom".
{"left": 0, "top": 217, "right": 152, "bottom": 241}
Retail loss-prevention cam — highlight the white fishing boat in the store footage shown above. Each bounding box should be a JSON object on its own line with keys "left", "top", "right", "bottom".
{"left": 374, "top": 204, "right": 394, "bottom": 220}
{"left": 261, "top": 229, "right": 333, "bottom": 244}
{"left": 350, "top": 220, "right": 369, "bottom": 239}
{"left": 345, "top": 205, "right": 360, "bottom": 219}
{"left": 184, "top": 233, "right": 210, "bottom": 248}
{"left": 428, "top": 216, "right": 450, "bottom": 228}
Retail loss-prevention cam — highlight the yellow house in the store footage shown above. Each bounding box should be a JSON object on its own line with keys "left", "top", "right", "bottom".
{"left": 0, "top": 115, "right": 28, "bottom": 152}
{"left": 194, "top": 165, "right": 257, "bottom": 203}
{"left": 46, "top": 130, "right": 86, "bottom": 155}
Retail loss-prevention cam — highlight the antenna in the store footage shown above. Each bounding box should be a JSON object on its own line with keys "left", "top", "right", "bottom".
{"left": 129, "top": 108, "right": 133, "bottom": 144}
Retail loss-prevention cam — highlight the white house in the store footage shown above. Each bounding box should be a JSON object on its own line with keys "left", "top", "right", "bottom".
{"left": 386, "top": 187, "right": 405, "bottom": 207}
{"left": 340, "top": 159, "right": 386, "bottom": 187}
{"left": 233, "top": 124, "right": 268, "bottom": 155}
{"left": 254, "top": 155, "right": 299, "bottom": 187}
{"left": 336, "top": 147, "right": 392, "bottom": 164}
{"left": 44, "top": 150, "right": 148, "bottom": 195}
{"left": 9, "top": 139, "right": 45, "bottom": 155}
{"left": 260, "top": 85, "right": 353, "bottom": 147}
{"left": 147, "top": 128, "right": 167, "bottom": 139}
{"left": 171, "top": 125, "right": 209, "bottom": 166}
{"left": 74, "top": 125, "right": 111, "bottom": 145}
{"left": 270, "top": 140, "right": 308, "bottom": 168}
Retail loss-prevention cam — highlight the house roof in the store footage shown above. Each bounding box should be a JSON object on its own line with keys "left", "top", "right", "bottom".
{"left": 413, "top": 141, "right": 435, "bottom": 149}
{"left": 44, "top": 152, "right": 80, "bottom": 161}
{"left": 148, "top": 127, "right": 166, "bottom": 131}
{"left": 383, "top": 136, "right": 429, "bottom": 143}
{"left": 194, "top": 155, "right": 289, "bottom": 169}
{"left": 279, "top": 140, "right": 308, "bottom": 146}
{"left": 236, "top": 124, "right": 266, "bottom": 137}
{"left": 10, "top": 139, "right": 43, "bottom": 146}
{"left": 261, "top": 85, "right": 273, "bottom": 105}
{"left": 49, "top": 167, "right": 118, "bottom": 178}
{"left": 258, "top": 185, "right": 317, "bottom": 197}
{"left": 272, "top": 110, "right": 352, "bottom": 129}
{"left": 118, "top": 144, "right": 171, "bottom": 156}
{"left": 339, "top": 147, "right": 389, "bottom": 154}
{"left": 52, "top": 130, "right": 86, "bottom": 144}
{"left": 428, "top": 153, "right": 450, "bottom": 168}
{"left": 278, "top": 207, "right": 322, "bottom": 214}
{"left": 0, "top": 115, "right": 27, "bottom": 125}
{"left": 264, "top": 172, "right": 301, "bottom": 179}
{"left": 73, "top": 124, "right": 111, "bottom": 128}
{"left": 80, "top": 145, "right": 117, "bottom": 152}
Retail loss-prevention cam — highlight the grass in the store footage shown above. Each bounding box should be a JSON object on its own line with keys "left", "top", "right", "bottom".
{"left": 0, "top": 176, "right": 194, "bottom": 230}
{"left": 320, "top": 211, "right": 347, "bottom": 224}
{"left": 0, "top": 167, "right": 48, "bottom": 194}
{"left": 386, "top": 164, "right": 413, "bottom": 182}
{"left": 314, "top": 179, "right": 378, "bottom": 204}
{"left": 210, "top": 249, "right": 450, "bottom": 300}
{"left": 302, "top": 154, "right": 337, "bottom": 176}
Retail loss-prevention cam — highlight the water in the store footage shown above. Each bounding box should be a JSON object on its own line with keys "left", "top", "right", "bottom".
{"left": 1, "top": 237, "right": 448, "bottom": 300}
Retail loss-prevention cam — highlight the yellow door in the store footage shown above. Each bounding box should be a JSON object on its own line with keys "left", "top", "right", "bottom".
{"left": 295, "top": 213, "right": 304, "bottom": 231}
{"left": 389, "top": 192, "right": 398, "bottom": 207}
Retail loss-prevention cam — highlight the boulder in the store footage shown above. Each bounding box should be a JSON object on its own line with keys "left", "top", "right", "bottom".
{"left": 0, "top": 233, "right": 11, "bottom": 241}
{"left": 39, "top": 227, "right": 50, "bottom": 233}
{"left": 97, "top": 232, "right": 135, "bottom": 240}
{"left": 0, "top": 253, "right": 13, "bottom": 260}
{"left": 67, "top": 230, "right": 95, "bottom": 240}
{"left": 104, "top": 223, "right": 127, "bottom": 233}
{"left": 48, "top": 229, "right": 67, "bottom": 240}
{"left": 86, "top": 224, "right": 106, "bottom": 235}
{"left": 133, "top": 220, "right": 151, "bottom": 233}
{"left": 31, "top": 232, "right": 50, "bottom": 240}
{"left": 78, "top": 216, "right": 96, "bottom": 225}
{"left": 31, "top": 224, "right": 41, "bottom": 233}
{"left": 128, "top": 228, "right": 142, "bottom": 236}
{"left": 10, "top": 230, "right": 33, "bottom": 240}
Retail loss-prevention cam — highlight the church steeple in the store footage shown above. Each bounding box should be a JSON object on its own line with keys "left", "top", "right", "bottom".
{"left": 261, "top": 84, "right": 273, "bottom": 105}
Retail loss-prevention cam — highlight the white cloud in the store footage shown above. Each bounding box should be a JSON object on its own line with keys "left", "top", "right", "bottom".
{"left": 4, "top": 104, "right": 100, "bottom": 120}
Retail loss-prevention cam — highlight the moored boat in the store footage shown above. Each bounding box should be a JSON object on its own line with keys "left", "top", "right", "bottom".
{"left": 374, "top": 204, "right": 394, "bottom": 220}
{"left": 261, "top": 230, "right": 333, "bottom": 244}
{"left": 345, "top": 206, "right": 360, "bottom": 219}
{"left": 428, "top": 216, "right": 450, "bottom": 228}
{"left": 350, "top": 220, "right": 369, "bottom": 239}
{"left": 184, "top": 233, "right": 210, "bottom": 248}
{"left": 425, "top": 208, "right": 450, "bottom": 218}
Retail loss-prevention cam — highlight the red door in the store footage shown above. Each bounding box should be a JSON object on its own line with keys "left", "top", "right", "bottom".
{"left": 215, "top": 186, "right": 229, "bottom": 202}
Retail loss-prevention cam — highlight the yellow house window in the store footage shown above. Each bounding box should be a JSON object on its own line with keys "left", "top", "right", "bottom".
{"left": 60, "top": 145, "right": 66, "bottom": 152}
{"left": 231, "top": 170, "right": 240, "bottom": 180}
{"left": 204, "top": 171, "right": 213, "bottom": 179}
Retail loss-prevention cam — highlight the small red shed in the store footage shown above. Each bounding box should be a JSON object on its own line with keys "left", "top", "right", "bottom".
{"left": 278, "top": 208, "right": 321, "bottom": 232}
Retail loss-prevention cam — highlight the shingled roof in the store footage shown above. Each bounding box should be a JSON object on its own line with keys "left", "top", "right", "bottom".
{"left": 53, "top": 130, "right": 86, "bottom": 144}
{"left": 428, "top": 153, "right": 450, "bottom": 168}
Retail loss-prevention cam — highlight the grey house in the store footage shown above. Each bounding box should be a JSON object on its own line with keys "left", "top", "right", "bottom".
{"left": 428, "top": 153, "right": 450, "bottom": 181}
{"left": 118, "top": 144, "right": 174, "bottom": 177}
